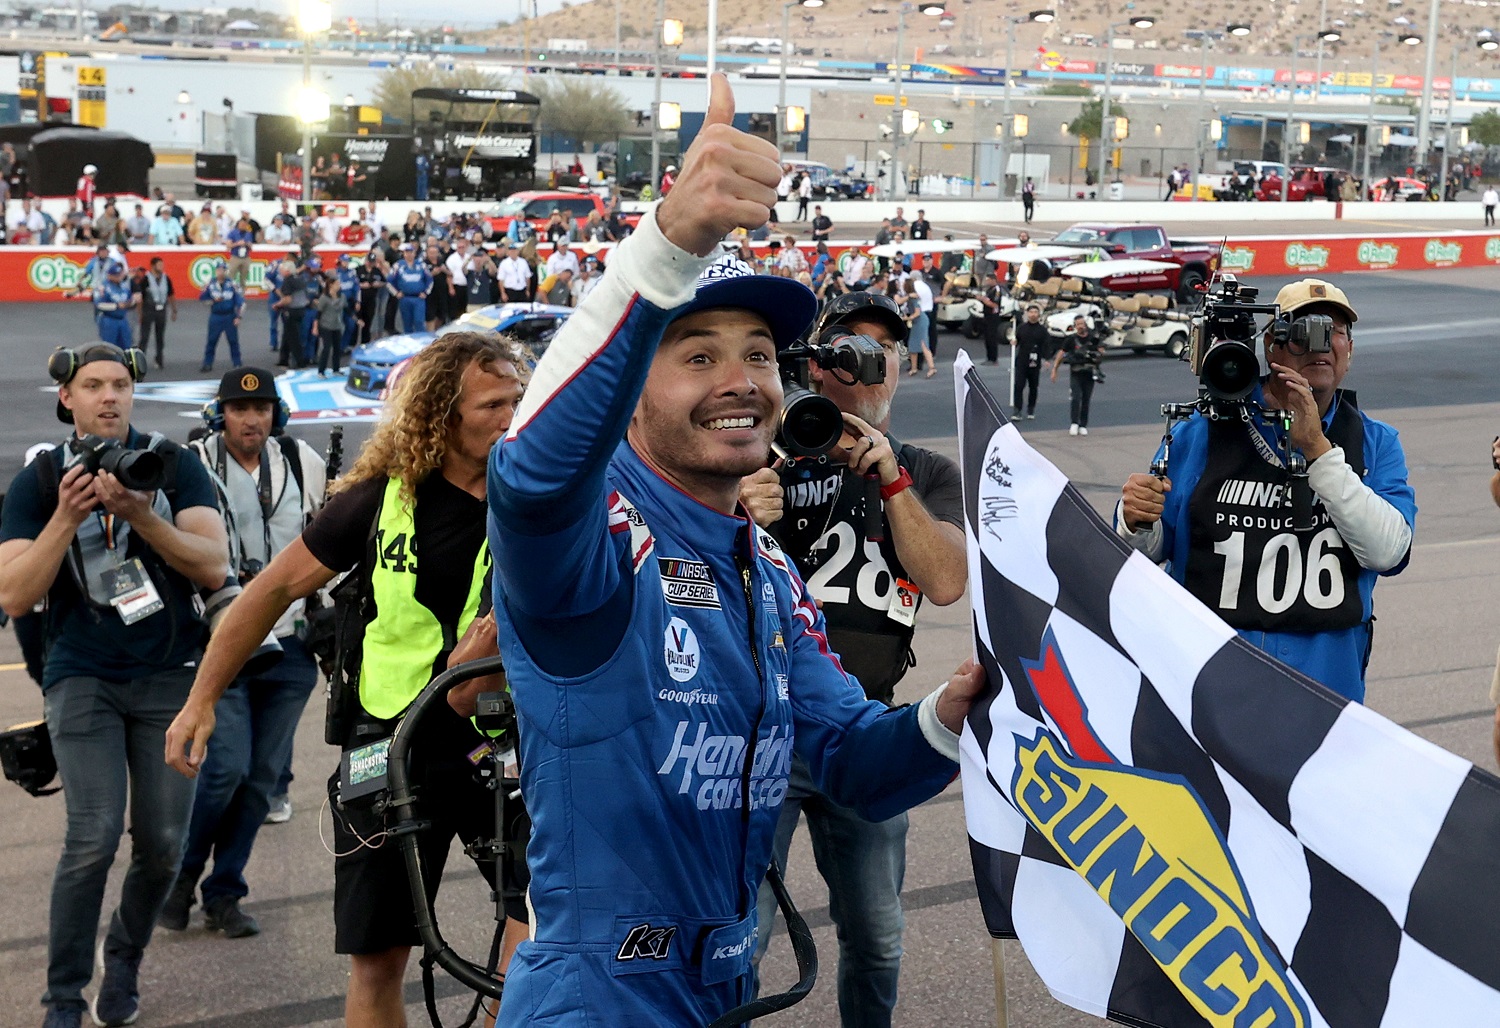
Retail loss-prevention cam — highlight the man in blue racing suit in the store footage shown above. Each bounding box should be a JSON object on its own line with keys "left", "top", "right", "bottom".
{"left": 486, "top": 75, "right": 983, "bottom": 1026}
{"left": 1116, "top": 278, "right": 1416, "bottom": 702}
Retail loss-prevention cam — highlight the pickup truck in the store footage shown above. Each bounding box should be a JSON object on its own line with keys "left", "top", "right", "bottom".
{"left": 1047, "top": 223, "right": 1221, "bottom": 300}
{"left": 484, "top": 190, "right": 642, "bottom": 237}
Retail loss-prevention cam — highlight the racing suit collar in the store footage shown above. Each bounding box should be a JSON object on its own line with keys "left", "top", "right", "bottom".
{"left": 614, "top": 441, "right": 753, "bottom": 555}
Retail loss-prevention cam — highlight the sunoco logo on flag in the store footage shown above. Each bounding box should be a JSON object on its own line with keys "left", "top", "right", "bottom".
{"left": 953, "top": 353, "right": 1500, "bottom": 1027}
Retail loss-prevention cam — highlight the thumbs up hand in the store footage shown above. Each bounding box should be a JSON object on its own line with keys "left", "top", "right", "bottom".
{"left": 656, "top": 73, "right": 782, "bottom": 257}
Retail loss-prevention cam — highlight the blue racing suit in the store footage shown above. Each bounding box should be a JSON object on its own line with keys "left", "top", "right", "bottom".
{"left": 1116, "top": 381, "right": 1416, "bottom": 702}
{"left": 389, "top": 259, "right": 432, "bottom": 334}
{"left": 336, "top": 265, "right": 361, "bottom": 350}
{"left": 200, "top": 279, "right": 244, "bottom": 368}
{"left": 92, "top": 280, "right": 134, "bottom": 347}
{"left": 264, "top": 264, "right": 283, "bottom": 353}
{"left": 487, "top": 210, "right": 960, "bottom": 1026}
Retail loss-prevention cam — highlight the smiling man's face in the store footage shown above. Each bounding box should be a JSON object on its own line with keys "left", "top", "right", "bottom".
{"left": 629, "top": 309, "right": 782, "bottom": 504}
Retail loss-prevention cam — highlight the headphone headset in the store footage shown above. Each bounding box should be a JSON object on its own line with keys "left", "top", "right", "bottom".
{"left": 47, "top": 343, "right": 148, "bottom": 386}
{"left": 200, "top": 396, "right": 291, "bottom": 433}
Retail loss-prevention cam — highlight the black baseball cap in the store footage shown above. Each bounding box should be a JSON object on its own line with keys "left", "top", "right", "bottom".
{"left": 218, "top": 367, "right": 278, "bottom": 403}
{"left": 814, "top": 290, "right": 910, "bottom": 346}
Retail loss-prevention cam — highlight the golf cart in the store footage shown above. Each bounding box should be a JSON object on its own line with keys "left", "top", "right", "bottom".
{"left": 1033, "top": 260, "right": 1192, "bottom": 357}
{"left": 869, "top": 239, "right": 1018, "bottom": 334}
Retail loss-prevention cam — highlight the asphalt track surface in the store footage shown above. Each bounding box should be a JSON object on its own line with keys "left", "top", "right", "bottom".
{"left": 0, "top": 263, "right": 1497, "bottom": 1027}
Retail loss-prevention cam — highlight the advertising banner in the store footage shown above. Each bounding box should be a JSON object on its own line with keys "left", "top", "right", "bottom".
{"left": 1213, "top": 232, "right": 1500, "bottom": 276}
{"left": 0, "top": 241, "right": 871, "bottom": 302}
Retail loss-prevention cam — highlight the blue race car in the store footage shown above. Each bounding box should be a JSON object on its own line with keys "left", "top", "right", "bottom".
{"left": 438, "top": 302, "right": 575, "bottom": 361}
{"left": 344, "top": 331, "right": 437, "bottom": 399}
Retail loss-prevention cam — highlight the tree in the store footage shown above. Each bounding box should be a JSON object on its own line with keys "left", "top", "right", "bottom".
{"left": 1066, "top": 98, "right": 1128, "bottom": 140}
{"left": 527, "top": 76, "right": 632, "bottom": 147}
{"left": 1470, "top": 107, "right": 1500, "bottom": 147}
{"left": 372, "top": 65, "right": 506, "bottom": 125}
{"left": 1040, "top": 82, "right": 1093, "bottom": 97}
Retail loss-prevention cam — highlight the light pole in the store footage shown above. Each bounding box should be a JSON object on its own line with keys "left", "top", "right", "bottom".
{"left": 1192, "top": 24, "right": 1252, "bottom": 202}
{"left": 1438, "top": 37, "right": 1498, "bottom": 201}
{"left": 1281, "top": 28, "right": 1342, "bottom": 201}
{"left": 296, "top": 0, "right": 331, "bottom": 204}
{"left": 650, "top": 9, "right": 683, "bottom": 199}
{"left": 778, "top": 0, "right": 824, "bottom": 156}
{"left": 1417, "top": 0, "right": 1440, "bottom": 169}
{"left": 1313, "top": 0, "right": 1328, "bottom": 100}
{"left": 1097, "top": 15, "right": 1156, "bottom": 200}
{"left": 889, "top": 2, "right": 945, "bottom": 201}
{"left": 1000, "top": 9, "right": 1054, "bottom": 199}
{"left": 1363, "top": 32, "right": 1422, "bottom": 194}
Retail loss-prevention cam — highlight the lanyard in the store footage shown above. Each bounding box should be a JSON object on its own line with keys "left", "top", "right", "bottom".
{"left": 218, "top": 440, "right": 277, "bottom": 565}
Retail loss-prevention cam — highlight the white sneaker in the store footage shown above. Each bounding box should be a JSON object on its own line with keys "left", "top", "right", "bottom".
{"left": 1069, "top": 424, "right": 1079, "bottom": 436}
{"left": 264, "top": 795, "right": 292, "bottom": 824}
{"left": 1079, "top": 427, "right": 1089, "bottom": 436}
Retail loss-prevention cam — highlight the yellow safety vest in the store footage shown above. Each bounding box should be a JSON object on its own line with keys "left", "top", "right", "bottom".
{"left": 358, "top": 476, "right": 490, "bottom": 719}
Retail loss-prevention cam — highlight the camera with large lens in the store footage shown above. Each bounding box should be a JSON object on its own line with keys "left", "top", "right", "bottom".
{"left": 200, "top": 573, "right": 283, "bottom": 676}
{"left": 776, "top": 327, "right": 887, "bottom": 457}
{"left": 1188, "top": 275, "right": 1277, "bottom": 403}
{"left": 73, "top": 434, "right": 168, "bottom": 492}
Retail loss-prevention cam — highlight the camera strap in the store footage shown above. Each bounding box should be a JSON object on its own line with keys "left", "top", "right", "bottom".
{"left": 212, "top": 438, "right": 278, "bottom": 567}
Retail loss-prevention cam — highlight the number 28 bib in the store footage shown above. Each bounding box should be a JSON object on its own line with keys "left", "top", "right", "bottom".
{"left": 1183, "top": 403, "right": 1366, "bottom": 633}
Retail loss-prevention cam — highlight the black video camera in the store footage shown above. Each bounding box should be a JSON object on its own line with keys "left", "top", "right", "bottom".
{"left": 775, "top": 327, "right": 887, "bottom": 457}
{"left": 73, "top": 434, "right": 168, "bottom": 493}
{"left": 1188, "top": 276, "right": 1334, "bottom": 403}
{"left": 0, "top": 720, "right": 59, "bottom": 797}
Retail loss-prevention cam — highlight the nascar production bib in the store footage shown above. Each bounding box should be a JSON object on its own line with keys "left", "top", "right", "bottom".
{"left": 1183, "top": 405, "right": 1367, "bottom": 633}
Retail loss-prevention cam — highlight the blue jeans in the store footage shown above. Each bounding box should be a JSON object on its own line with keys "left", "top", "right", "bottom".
{"left": 753, "top": 755, "right": 908, "bottom": 1028}
{"left": 179, "top": 637, "right": 317, "bottom": 905}
{"left": 42, "top": 667, "right": 198, "bottom": 1010}
{"left": 267, "top": 297, "right": 280, "bottom": 351}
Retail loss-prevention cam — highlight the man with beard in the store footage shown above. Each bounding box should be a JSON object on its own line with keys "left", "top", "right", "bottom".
{"left": 483, "top": 74, "right": 982, "bottom": 1026}
{"left": 738, "top": 289, "right": 967, "bottom": 1027}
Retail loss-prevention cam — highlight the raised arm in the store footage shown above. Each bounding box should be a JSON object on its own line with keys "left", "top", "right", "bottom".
{"left": 488, "top": 73, "right": 780, "bottom": 623}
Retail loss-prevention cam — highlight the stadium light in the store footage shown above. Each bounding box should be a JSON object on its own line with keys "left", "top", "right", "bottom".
{"left": 657, "top": 101, "right": 682, "bottom": 131}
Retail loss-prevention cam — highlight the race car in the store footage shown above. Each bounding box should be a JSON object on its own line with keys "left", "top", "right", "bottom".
{"left": 438, "top": 301, "right": 575, "bottom": 360}
{"left": 344, "top": 331, "right": 437, "bottom": 399}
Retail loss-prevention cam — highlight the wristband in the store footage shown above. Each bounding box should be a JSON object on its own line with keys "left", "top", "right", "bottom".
{"left": 880, "top": 467, "right": 914, "bottom": 501}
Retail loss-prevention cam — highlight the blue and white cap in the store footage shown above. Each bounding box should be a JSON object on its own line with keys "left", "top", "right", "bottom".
{"left": 671, "top": 253, "right": 816, "bottom": 352}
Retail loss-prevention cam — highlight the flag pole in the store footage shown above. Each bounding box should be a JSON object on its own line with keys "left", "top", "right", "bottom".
{"left": 991, "top": 938, "right": 1010, "bottom": 1027}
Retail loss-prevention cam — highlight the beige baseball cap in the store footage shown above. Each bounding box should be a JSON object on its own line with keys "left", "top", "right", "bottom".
{"left": 1274, "top": 278, "right": 1357, "bottom": 324}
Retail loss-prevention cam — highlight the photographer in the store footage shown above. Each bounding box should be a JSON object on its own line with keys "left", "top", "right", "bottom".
{"left": 485, "top": 75, "right": 981, "bottom": 1026}
{"left": 165, "top": 334, "right": 527, "bottom": 1026}
{"left": 1116, "top": 279, "right": 1416, "bottom": 702}
{"left": 739, "top": 290, "right": 968, "bottom": 1028}
{"left": 0, "top": 343, "right": 227, "bottom": 1028}
{"left": 160, "top": 369, "right": 327, "bottom": 940}
{"left": 1050, "top": 313, "right": 1104, "bottom": 436}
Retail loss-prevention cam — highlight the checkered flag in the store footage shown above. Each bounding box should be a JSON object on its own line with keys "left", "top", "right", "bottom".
{"left": 952, "top": 353, "right": 1500, "bottom": 1027}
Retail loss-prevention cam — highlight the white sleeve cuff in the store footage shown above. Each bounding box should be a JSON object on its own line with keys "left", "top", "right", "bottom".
{"left": 1114, "top": 498, "right": 1165, "bottom": 561}
{"left": 1306, "top": 446, "right": 1413, "bottom": 571}
{"left": 609, "top": 205, "right": 717, "bottom": 312}
{"left": 918, "top": 682, "right": 962, "bottom": 763}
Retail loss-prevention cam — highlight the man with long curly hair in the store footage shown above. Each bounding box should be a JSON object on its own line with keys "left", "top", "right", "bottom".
{"left": 165, "top": 332, "right": 528, "bottom": 1026}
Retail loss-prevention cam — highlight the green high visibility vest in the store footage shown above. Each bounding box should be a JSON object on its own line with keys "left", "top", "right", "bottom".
{"left": 359, "top": 476, "right": 490, "bottom": 720}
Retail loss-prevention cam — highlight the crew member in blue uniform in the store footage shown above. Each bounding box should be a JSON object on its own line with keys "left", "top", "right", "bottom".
{"left": 387, "top": 243, "right": 433, "bottom": 335}
{"left": 414, "top": 151, "right": 430, "bottom": 201}
{"left": 92, "top": 261, "right": 137, "bottom": 347}
{"left": 335, "top": 254, "right": 361, "bottom": 353}
{"left": 485, "top": 75, "right": 983, "bottom": 1026}
{"left": 199, "top": 261, "right": 245, "bottom": 372}
{"left": 1117, "top": 278, "right": 1416, "bottom": 702}
{"left": 265, "top": 259, "right": 285, "bottom": 355}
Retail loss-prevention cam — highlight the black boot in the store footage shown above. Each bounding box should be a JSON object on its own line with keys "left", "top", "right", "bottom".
{"left": 159, "top": 875, "right": 196, "bottom": 931}
{"left": 204, "top": 896, "right": 261, "bottom": 939}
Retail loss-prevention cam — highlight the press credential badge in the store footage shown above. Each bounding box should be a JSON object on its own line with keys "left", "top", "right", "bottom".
{"left": 106, "top": 558, "right": 164, "bottom": 625}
